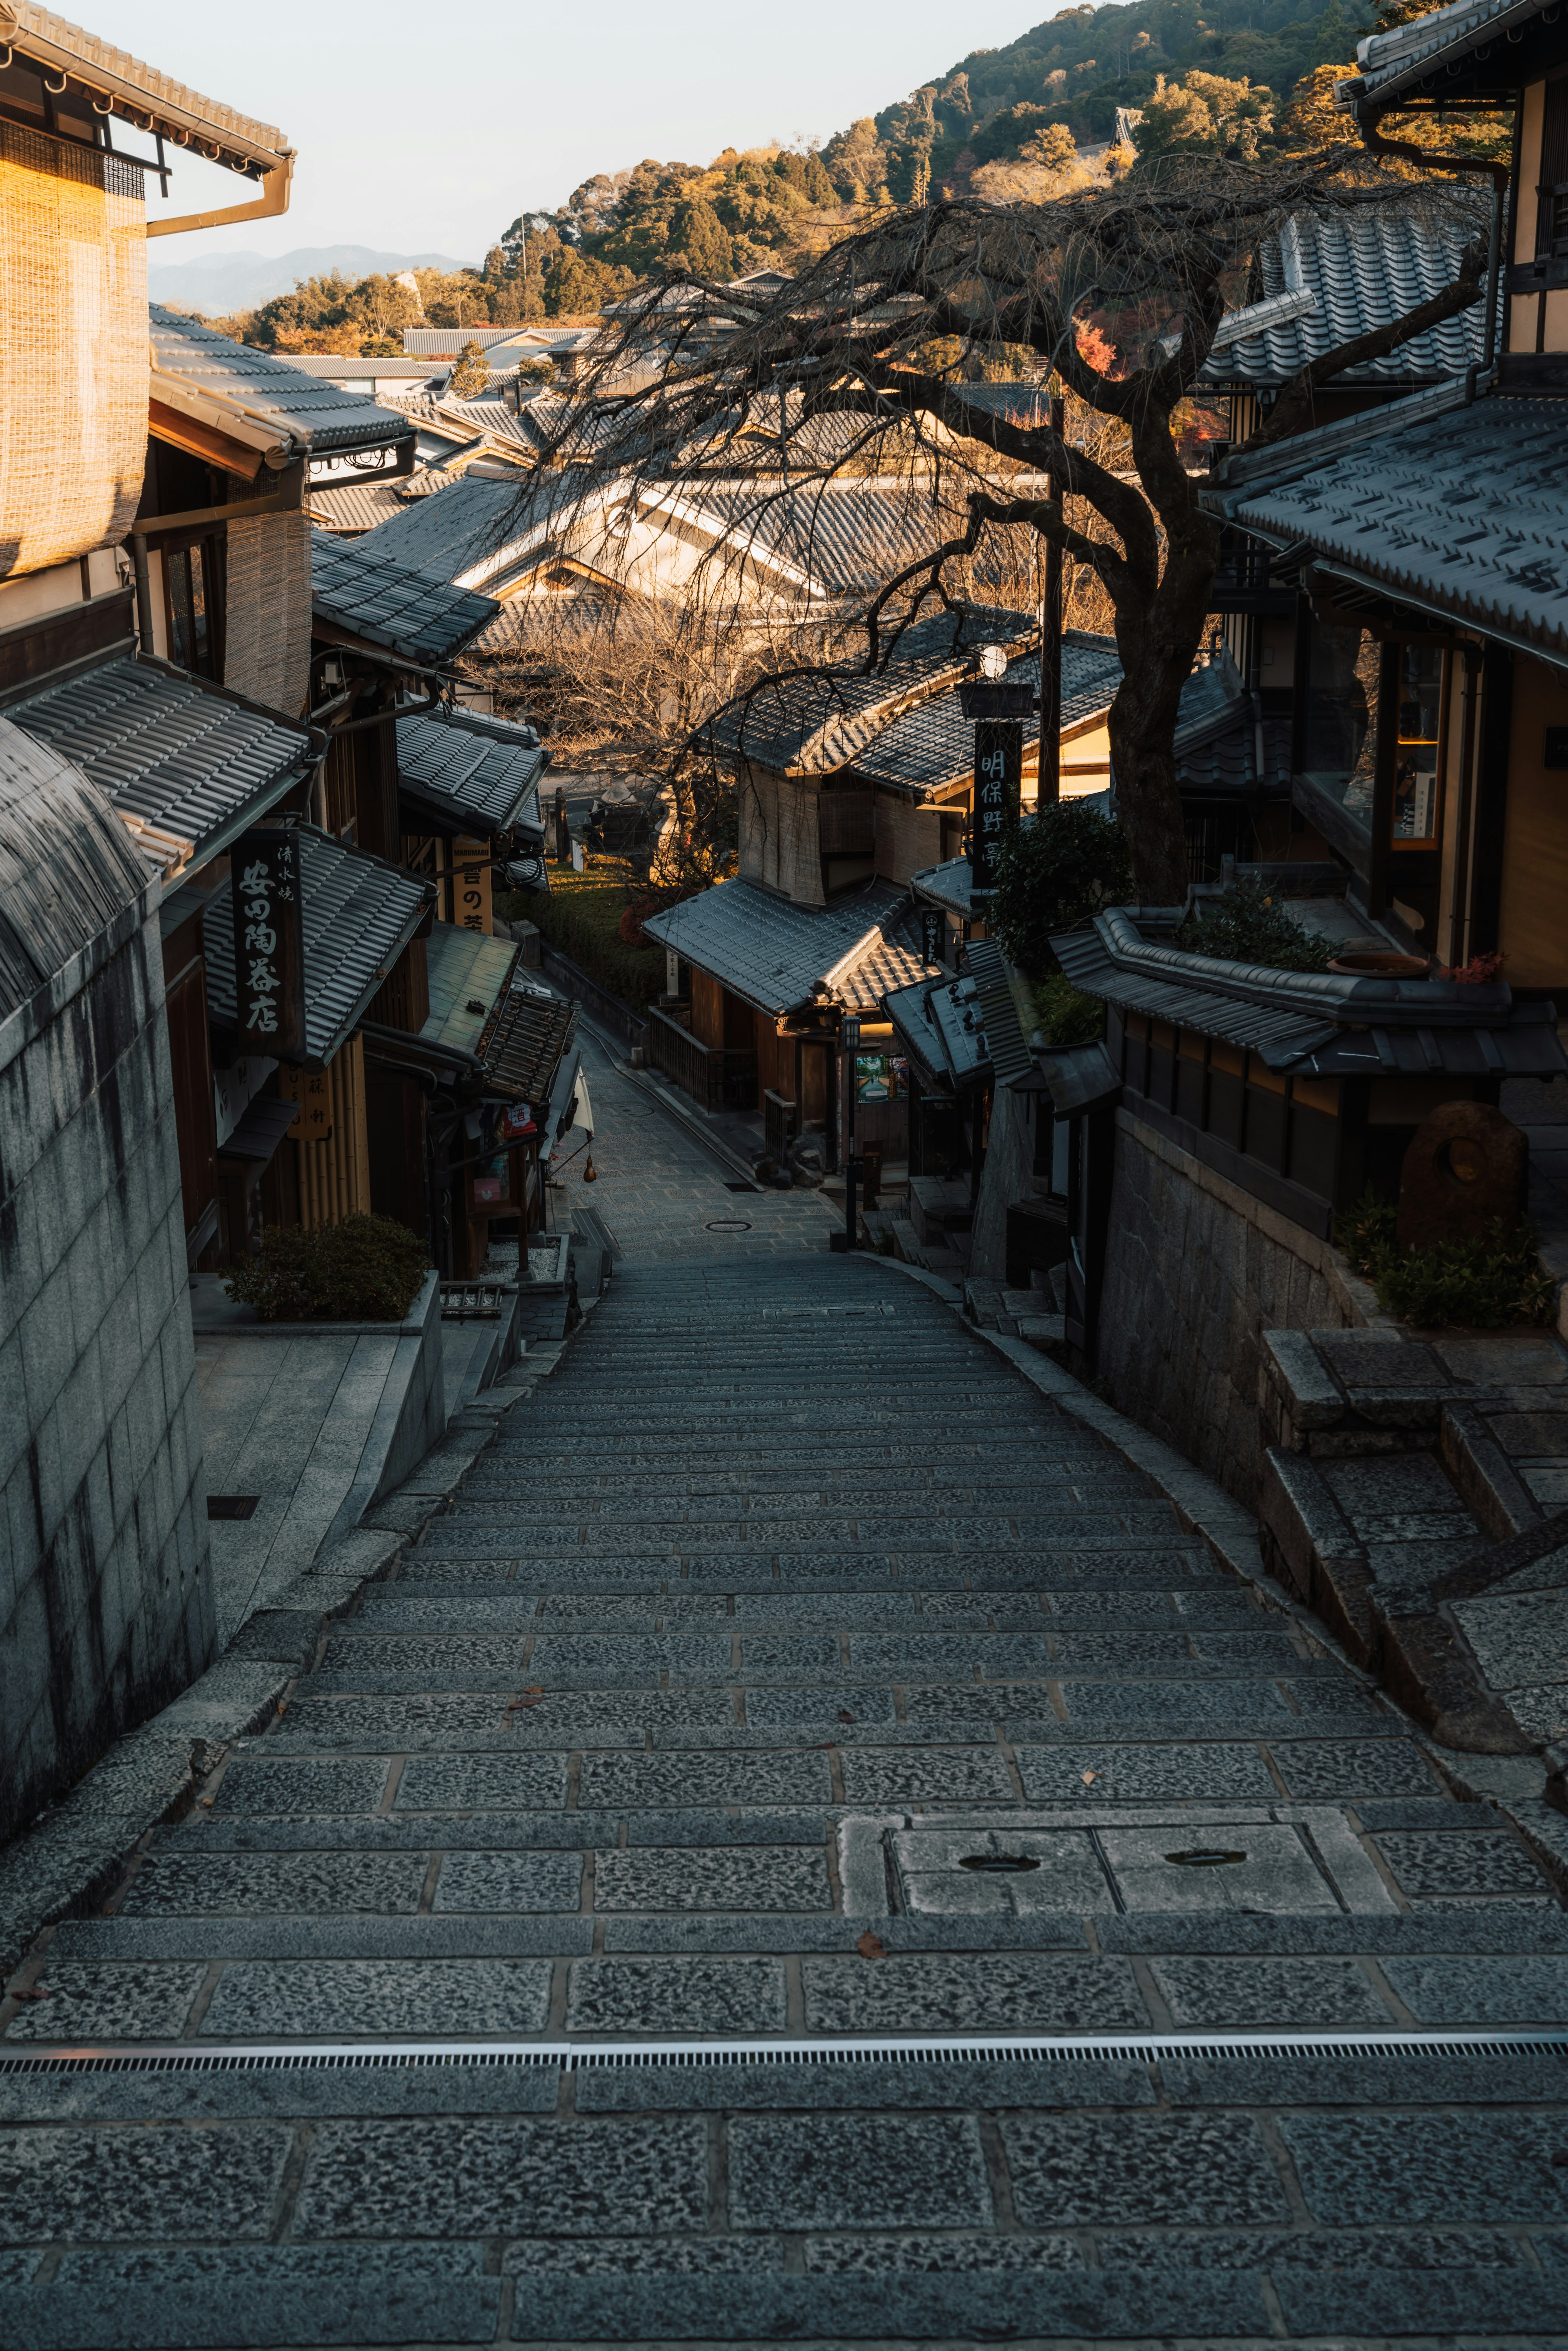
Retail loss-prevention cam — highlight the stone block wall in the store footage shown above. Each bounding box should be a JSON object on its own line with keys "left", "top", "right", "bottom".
{"left": 0, "top": 896, "right": 215, "bottom": 1844}
{"left": 1093, "top": 1111, "right": 1365, "bottom": 1509}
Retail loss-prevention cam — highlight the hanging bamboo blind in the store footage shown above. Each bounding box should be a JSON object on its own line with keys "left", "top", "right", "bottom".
{"left": 0, "top": 123, "right": 146, "bottom": 578}
{"left": 292, "top": 1035, "right": 373, "bottom": 1230}
{"left": 225, "top": 513, "right": 312, "bottom": 717}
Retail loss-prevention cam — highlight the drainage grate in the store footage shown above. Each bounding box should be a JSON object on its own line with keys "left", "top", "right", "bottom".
{"left": 205, "top": 1496, "right": 258, "bottom": 1521}
{"left": 4, "top": 2030, "right": 1566, "bottom": 2079}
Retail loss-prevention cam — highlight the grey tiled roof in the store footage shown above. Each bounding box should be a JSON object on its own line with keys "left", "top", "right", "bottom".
{"left": 851, "top": 637, "right": 1122, "bottom": 795}
{"left": 1233, "top": 395, "right": 1568, "bottom": 664}
{"left": 1176, "top": 711, "right": 1293, "bottom": 798}
{"left": 395, "top": 706, "right": 546, "bottom": 835}
{"left": 642, "top": 879, "right": 937, "bottom": 1017}
{"left": 9, "top": 655, "right": 312, "bottom": 874}
{"left": 910, "top": 856, "right": 973, "bottom": 918}
{"left": 310, "top": 529, "right": 500, "bottom": 665}
{"left": 403, "top": 327, "right": 533, "bottom": 354}
{"left": 306, "top": 479, "right": 422, "bottom": 536}
{"left": 355, "top": 476, "right": 528, "bottom": 585}
{"left": 283, "top": 355, "right": 444, "bottom": 383}
{"left": 204, "top": 824, "right": 435, "bottom": 1065}
{"left": 4, "top": 4, "right": 288, "bottom": 169}
{"left": 706, "top": 610, "right": 1036, "bottom": 777}
{"left": 1052, "top": 905, "right": 1568, "bottom": 1078}
{"left": 151, "top": 308, "right": 416, "bottom": 459}
{"left": 1348, "top": 0, "right": 1545, "bottom": 101}
{"left": 1198, "top": 205, "right": 1491, "bottom": 390}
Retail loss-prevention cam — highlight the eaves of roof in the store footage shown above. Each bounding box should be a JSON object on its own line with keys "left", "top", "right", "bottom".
{"left": 642, "top": 878, "right": 933, "bottom": 1018}
{"left": 204, "top": 822, "right": 436, "bottom": 1066}
{"left": 310, "top": 529, "right": 500, "bottom": 667}
{"left": 477, "top": 983, "right": 577, "bottom": 1103}
{"left": 1198, "top": 204, "right": 1492, "bottom": 392}
{"left": 149, "top": 308, "right": 415, "bottom": 462}
{"left": 7, "top": 653, "right": 315, "bottom": 885}
{"left": 1343, "top": 0, "right": 1550, "bottom": 105}
{"left": 3, "top": 4, "right": 290, "bottom": 172}
{"left": 395, "top": 706, "right": 546, "bottom": 837}
{"left": 1227, "top": 394, "right": 1568, "bottom": 669}
{"left": 965, "top": 938, "right": 1035, "bottom": 1088}
{"left": 1051, "top": 905, "right": 1568, "bottom": 1076}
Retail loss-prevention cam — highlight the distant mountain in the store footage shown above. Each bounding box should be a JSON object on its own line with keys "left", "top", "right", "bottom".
{"left": 146, "top": 245, "right": 472, "bottom": 316}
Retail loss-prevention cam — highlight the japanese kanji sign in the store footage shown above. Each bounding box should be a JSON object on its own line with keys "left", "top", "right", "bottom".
{"left": 969, "top": 720, "right": 1024, "bottom": 895}
{"left": 232, "top": 827, "right": 306, "bottom": 1059}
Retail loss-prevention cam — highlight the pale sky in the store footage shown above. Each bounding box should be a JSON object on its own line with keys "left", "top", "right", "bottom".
{"left": 100, "top": 0, "right": 1061, "bottom": 269}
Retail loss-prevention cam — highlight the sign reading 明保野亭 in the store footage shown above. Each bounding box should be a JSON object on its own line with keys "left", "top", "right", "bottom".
{"left": 232, "top": 827, "right": 306, "bottom": 1059}
{"left": 969, "top": 720, "right": 1023, "bottom": 896}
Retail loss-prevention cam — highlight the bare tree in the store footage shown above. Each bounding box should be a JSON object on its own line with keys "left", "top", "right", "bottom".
{"left": 515, "top": 158, "right": 1487, "bottom": 900}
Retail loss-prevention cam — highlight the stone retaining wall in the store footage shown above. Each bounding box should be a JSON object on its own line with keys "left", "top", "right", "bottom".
{"left": 1094, "top": 1110, "right": 1369, "bottom": 1509}
{"left": 0, "top": 895, "right": 214, "bottom": 1844}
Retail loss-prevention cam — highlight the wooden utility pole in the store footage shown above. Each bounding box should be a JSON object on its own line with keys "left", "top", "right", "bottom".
{"left": 1039, "top": 388, "right": 1065, "bottom": 804}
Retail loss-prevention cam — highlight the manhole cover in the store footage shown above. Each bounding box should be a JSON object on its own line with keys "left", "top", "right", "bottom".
{"left": 705, "top": 1218, "right": 753, "bottom": 1230}
{"left": 1165, "top": 1848, "right": 1247, "bottom": 1867}
{"left": 959, "top": 1854, "right": 1042, "bottom": 1874}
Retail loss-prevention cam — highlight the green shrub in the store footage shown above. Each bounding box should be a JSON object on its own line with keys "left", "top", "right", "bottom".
{"left": 1333, "top": 1192, "right": 1553, "bottom": 1330}
{"left": 224, "top": 1214, "right": 429, "bottom": 1323}
{"left": 989, "top": 802, "right": 1134, "bottom": 979}
{"left": 498, "top": 855, "right": 666, "bottom": 1013}
{"left": 1030, "top": 971, "right": 1103, "bottom": 1049}
{"left": 1177, "top": 875, "right": 1335, "bottom": 973}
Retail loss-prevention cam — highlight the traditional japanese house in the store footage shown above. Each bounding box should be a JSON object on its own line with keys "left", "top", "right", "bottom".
{"left": 641, "top": 879, "right": 935, "bottom": 1165}
{"left": 1194, "top": 195, "right": 1496, "bottom": 881}
{"left": 0, "top": 2, "right": 303, "bottom": 1828}
{"left": 1195, "top": 0, "right": 1568, "bottom": 980}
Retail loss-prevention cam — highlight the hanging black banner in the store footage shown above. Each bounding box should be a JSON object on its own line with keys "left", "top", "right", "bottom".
{"left": 232, "top": 825, "right": 307, "bottom": 1061}
{"left": 969, "top": 720, "right": 1024, "bottom": 895}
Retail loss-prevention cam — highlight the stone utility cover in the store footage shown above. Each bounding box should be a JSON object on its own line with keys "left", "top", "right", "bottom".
{"left": 843, "top": 1809, "right": 1398, "bottom": 1917}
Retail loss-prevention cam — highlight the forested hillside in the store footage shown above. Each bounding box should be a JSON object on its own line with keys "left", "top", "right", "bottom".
{"left": 209, "top": 0, "right": 1466, "bottom": 349}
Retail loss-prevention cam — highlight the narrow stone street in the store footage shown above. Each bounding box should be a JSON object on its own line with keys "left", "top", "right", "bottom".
{"left": 4, "top": 1064, "right": 1568, "bottom": 2347}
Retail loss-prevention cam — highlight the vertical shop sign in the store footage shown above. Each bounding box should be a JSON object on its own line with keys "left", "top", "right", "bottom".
{"left": 969, "top": 721, "right": 1024, "bottom": 896}
{"left": 232, "top": 826, "right": 306, "bottom": 1058}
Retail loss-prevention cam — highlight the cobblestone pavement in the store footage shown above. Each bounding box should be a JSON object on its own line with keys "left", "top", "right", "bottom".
{"left": 4, "top": 1092, "right": 1568, "bottom": 2346}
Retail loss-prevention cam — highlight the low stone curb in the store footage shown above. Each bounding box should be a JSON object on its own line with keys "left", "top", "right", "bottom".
{"left": 0, "top": 1339, "right": 576, "bottom": 1983}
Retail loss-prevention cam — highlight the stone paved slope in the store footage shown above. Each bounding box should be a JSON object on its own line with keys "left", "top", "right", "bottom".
{"left": 4, "top": 1224, "right": 1568, "bottom": 2344}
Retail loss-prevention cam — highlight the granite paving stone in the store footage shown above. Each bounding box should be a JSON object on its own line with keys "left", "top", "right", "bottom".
{"left": 200, "top": 1958, "right": 554, "bottom": 2037}
{"left": 1281, "top": 2113, "right": 1568, "bottom": 2224}
{"left": 432, "top": 1851, "right": 585, "bottom": 1911}
{"left": 0, "top": 1963, "right": 207, "bottom": 2043}
{"left": 1265, "top": 1739, "right": 1441, "bottom": 1798}
{"left": 504, "top": 2236, "right": 786, "bottom": 2274}
{"left": 296, "top": 2117, "right": 710, "bottom": 2237}
{"left": 1372, "top": 1828, "right": 1549, "bottom": 1899}
{"left": 802, "top": 1954, "right": 1149, "bottom": 2032}
{"left": 727, "top": 2114, "right": 993, "bottom": 2231}
{"left": 592, "top": 1847, "right": 832, "bottom": 1912}
{"left": 1014, "top": 1743, "right": 1280, "bottom": 1801}
{"left": 566, "top": 1957, "right": 788, "bottom": 2033}
{"left": 1379, "top": 1954, "right": 1568, "bottom": 2021}
{"left": 837, "top": 1748, "right": 1016, "bottom": 1803}
{"left": 1150, "top": 1956, "right": 1396, "bottom": 2026}
{"left": 1001, "top": 2113, "right": 1294, "bottom": 2226}
{"left": 577, "top": 1750, "right": 835, "bottom": 1808}
{"left": 393, "top": 1754, "right": 569, "bottom": 1811}
{"left": 801, "top": 2231, "right": 1083, "bottom": 2271}
{"left": 120, "top": 1852, "right": 429, "bottom": 1916}
{"left": 0, "top": 2125, "right": 291, "bottom": 2242}
{"left": 212, "top": 1758, "right": 390, "bottom": 1814}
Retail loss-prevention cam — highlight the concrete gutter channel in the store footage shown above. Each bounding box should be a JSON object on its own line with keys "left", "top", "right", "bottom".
{"left": 877, "top": 1253, "right": 1568, "bottom": 1906}
{"left": 0, "top": 1315, "right": 592, "bottom": 1985}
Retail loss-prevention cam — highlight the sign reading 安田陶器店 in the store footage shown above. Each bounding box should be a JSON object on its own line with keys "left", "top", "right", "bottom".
{"left": 232, "top": 827, "right": 307, "bottom": 1059}
{"left": 969, "top": 720, "right": 1024, "bottom": 896}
